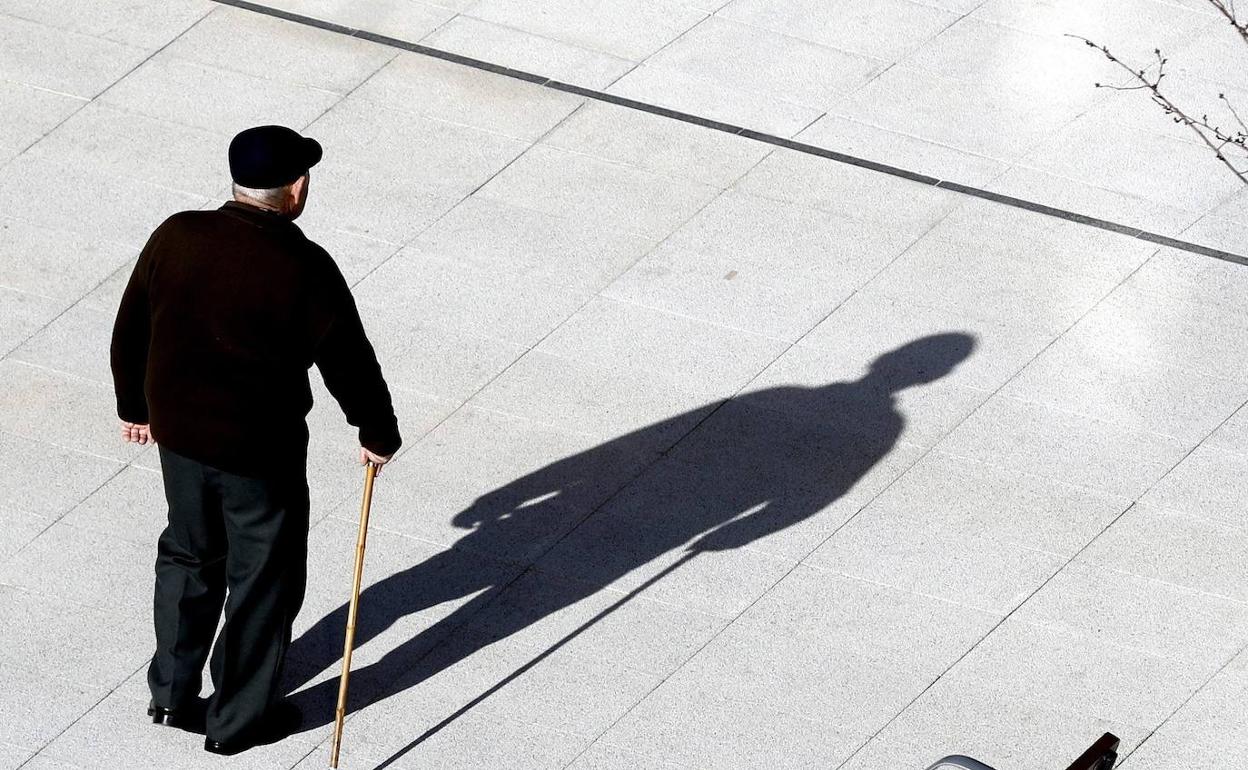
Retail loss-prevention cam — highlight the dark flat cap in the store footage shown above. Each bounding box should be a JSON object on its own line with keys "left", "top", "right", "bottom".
{"left": 228, "top": 125, "right": 322, "bottom": 188}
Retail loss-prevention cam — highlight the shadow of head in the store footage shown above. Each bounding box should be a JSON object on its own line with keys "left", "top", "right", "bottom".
{"left": 863, "top": 332, "right": 976, "bottom": 392}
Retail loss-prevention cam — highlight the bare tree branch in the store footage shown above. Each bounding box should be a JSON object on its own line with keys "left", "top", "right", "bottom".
{"left": 1066, "top": 34, "right": 1248, "bottom": 185}
{"left": 1207, "top": 0, "right": 1248, "bottom": 46}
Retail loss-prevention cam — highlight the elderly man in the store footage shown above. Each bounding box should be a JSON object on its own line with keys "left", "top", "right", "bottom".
{"left": 110, "top": 125, "right": 402, "bottom": 755}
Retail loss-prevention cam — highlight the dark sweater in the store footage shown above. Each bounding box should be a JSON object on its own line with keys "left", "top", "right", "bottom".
{"left": 110, "top": 201, "right": 401, "bottom": 478}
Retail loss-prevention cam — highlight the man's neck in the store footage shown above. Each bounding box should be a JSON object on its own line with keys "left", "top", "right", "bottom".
{"left": 232, "top": 197, "right": 285, "bottom": 215}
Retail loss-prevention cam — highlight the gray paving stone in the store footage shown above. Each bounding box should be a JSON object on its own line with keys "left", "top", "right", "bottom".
{"left": 286, "top": 515, "right": 520, "bottom": 695}
{"left": 748, "top": 337, "right": 992, "bottom": 449}
{"left": 950, "top": 617, "right": 1211, "bottom": 728}
{"left": 973, "top": 0, "right": 1212, "bottom": 58}
{"left": 476, "top": 144, "right": 721, "bottom": 239}
{"left": 292, "top": 699, "right": 590, "bottom": 770}
{"left": 304, "top": 160, "right": 463, "bottom": 243}
{"left": 28, "top": 102, "right": 231, "bottom": 199}
{"left": 936, "top": 395, "right": 1191, "bottom": 499}
{"left": 457, "top": 565, "right": 728, "bottom": 677}
{"left": 733, "top": 146, "right": 958, "bottom": 231}
{"left": 753, "top": 282, "right": 1054, "bottom": 393}
{"left": 0, "top": 217, "right": 134, "bottom": 303}
{"left": 721, "top": 0, "right": 958, "bottom": 60}
{"left": 566, "top": 742, "right": 692, "bottom": 769}
{"left": 58, "top": 465, "right": 165, "bottom": 547}
{"left": 464, "top": 0, "right": 704, "bottom": 61}
{"left": 0, "top": 742, "right": 33, "bottom": 770}
{"left": 900, "top": 16, "right": 1115, "bottom": 114}
{"left": 1121, "top": 649, "right": 1248, "bottom": 770}
{"left": 259, "top": 0, "right": 455, "bottom": 40}
{"left": 1125, "top": 246, "right": 1248, "bottom": 321}
{"left": 845, "top": 448, "right": 1130, "bottom": 558}
{"left": 0, "top": 585, "right": 149, "bottom": 687}
{"left": 1181, "top": 210, "right": 1248, "bottom": 256}
{"left": 0, "top": 663, "right": 106, "bottom": 750}
{"left": 0, "top": 360, "right": 144, "bottom": 463}
{"left": 624, "top": 16, "right": 882, "bottom": 113}
{"left": 10, "top": 302, "right": 115, "bottom": 384}
{"left": 1018, "top": 117, "right": 1246, "bottom": 215}
{"left": 1206, "top": 403, "right": 1248, "bottom": 455}
{"left": 794, "top": 114, "right": 1011, "bottom": 187}
{"left": 40, "top": 688, "right": 319, "bottom": 770}
{"left": 535, "top": 296, "right": 789, "bottom": 401}
{"left": 0, "top": 80, "right": 83, "bottom": 163}
{"left": 653, "top": 626, "right": 932, "bottom": 737}
{"left": 339, "top": 623, "right": 661, "bottom": 743}
{"left": 469, "top": 349, "right": 715, "bottom": 444}
{"left": 353, "top": 51, "right": 584, "bottom": 141}
{"left": 0, "top": 155, "right": 206, "bottom": 248}
{"left": 356, "top": 243, "right": 602, "bottom": 345}
{"left": 10, "top": 756, "right": 86, "bottom": 770}
{"left": 346, "top": 405, "right": 661, "bottom": 562}
{"left": 1060, "top": 283, "right": 1248, "bottom": 382}
{"left": 730, "top": 565, "right": 999, "bottom": 676}
{"left": 422, "top": 14, "right": 635, "bottom": 90}
{"left": 606, "top": 60, "right": 824, "bottom": 138}
{"left": 985, "top": 165, "right": 1205, "bottom": 237}
{"left": 855, "top": 671, "right": 1145, "bottom": 770}
{"left": 363, "top": 316, "right": 527, "bottom": 403}
{"left": 831, "top": 66, "right": 1074, "bottom": 163}
{"left": 868, "top": 216, "right": 1139, "bottom": 337}
{"left": 0, "top": 0, "right": 213, "bottom": 50}
{"left": 1010, "top": 562, "right": 1248, "bottom": 671}
{"left": 0, "top": 287, "right": 63, "bottom": 358}
{"left": 596, "top": 184, "right": 943, "bottom": 342}
{"left": 998, "top": 332, "right": 1248, "bottom": 445}
{"left": 304, "top": 377, "right": 456, "bottom": 518}
{"left": 0, "top": 506, "right": 44, "bottom": 565}
{"left": 98, "top": 52, "right": 343, "bottom": 135}
{"left": 542, "top": 100, "right": 770, "bottom": 188}
{"left": 0, "top": 521, "right": 152, "bottom": 614}
{"left": 164, "top": 5, "right": 396, "bottom": 94}
{"left": 407, "top": 194, "right": 658, "bottom": 296}
{"left": 1141, "top": 443, "right": 1248, "bottom": 529}
{"left": 309, "top": 95, "right": 529, "bottom": 191}
{"left": 0, "top": 14, "right": 149, "bottom": 98}
{"left": 599, "top": 678, "right": 865, "bottom": 769}
{"left": 807, "top": 504, "right": 1064, "bottom": 614}
{"left": 1078, "top": 503, "right": 1248, "bottom": 602}
{"left": 0, "top": 432, "right": 122, "bottom": 521}
{"left": 602, "top": 240, "right": 861, "bottom": 341}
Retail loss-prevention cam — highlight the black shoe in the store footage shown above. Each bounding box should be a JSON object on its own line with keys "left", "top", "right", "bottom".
{"left": 204, "top": 701, "right": 303, "bottom": 756}
{"left": 148, "top": 698, "right": 207, "bottom": 734}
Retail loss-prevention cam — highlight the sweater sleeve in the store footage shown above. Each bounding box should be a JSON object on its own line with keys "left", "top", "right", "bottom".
{"left": 110, "top": 239, "right": 156, "bottom": 424}
{"left": 312, "top": 263, "right": 402, "bottom": 457}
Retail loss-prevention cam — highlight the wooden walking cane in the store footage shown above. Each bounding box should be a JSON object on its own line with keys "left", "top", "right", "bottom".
{"left": 330, "top": 461, "right": 378, "bottom": 768}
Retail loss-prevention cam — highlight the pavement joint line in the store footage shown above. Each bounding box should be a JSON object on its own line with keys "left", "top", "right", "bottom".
{"left": 1121, "top": 641, "right": 1248, "bottom": 765}
{"left": 210, "top": 0, "right": 1248, "bottom": 269}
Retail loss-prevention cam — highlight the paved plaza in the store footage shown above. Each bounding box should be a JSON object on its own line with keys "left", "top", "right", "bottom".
{"left": 1, "top": 0, "right": 1247, "bottom": 768}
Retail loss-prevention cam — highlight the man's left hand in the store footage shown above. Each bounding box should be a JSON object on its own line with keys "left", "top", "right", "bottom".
{"left": 120, "top": 421, "right": 154, "bottom": 445}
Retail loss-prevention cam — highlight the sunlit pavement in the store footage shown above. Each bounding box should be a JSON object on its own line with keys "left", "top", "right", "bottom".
{"left": 1, "top": 1, "right": 1246, "bottom": 768}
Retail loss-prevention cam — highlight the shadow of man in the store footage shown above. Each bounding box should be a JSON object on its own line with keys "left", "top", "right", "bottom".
{"left": 284, "top": 332, "right": 975, "bottom": 736}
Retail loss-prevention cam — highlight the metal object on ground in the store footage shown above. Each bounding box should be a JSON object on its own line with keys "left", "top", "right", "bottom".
{"left": 925, "top": 732, "right": 1120, "bottom": 770}
{"left": 1065, "top": 733, "right": 1120, "bottom": 770}
{"left": 926, "top": 756, "right": 999, "bottom": 770}
{"left": 329, "top": 462, "right": 378, "bottom": 769}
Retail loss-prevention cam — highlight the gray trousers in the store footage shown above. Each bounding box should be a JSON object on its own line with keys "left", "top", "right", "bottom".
{"left": 148, "top": 445, "right": 309, "bottom": 744}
